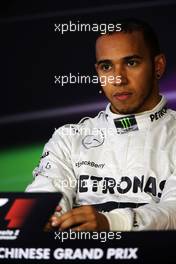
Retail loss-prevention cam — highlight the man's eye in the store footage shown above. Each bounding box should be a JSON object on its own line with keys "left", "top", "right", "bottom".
{"left": 100, "top": 64, "right": 112, "bottom": 71}
{"left": 127, "top": 60, "right": 138, "bottom": 67}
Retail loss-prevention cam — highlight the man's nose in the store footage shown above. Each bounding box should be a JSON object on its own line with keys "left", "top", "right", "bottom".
{"left": 112, "top": 65, "right": 128, "bottom": 87}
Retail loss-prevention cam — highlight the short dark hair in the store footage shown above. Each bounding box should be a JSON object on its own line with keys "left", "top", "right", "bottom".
{"left": 97, "top": 18, "right": 161, "bottom": 59}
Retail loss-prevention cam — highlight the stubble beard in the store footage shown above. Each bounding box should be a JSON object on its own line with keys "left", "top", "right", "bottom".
{"left": 110, "top": 82, "right": 156, "bottom": 115}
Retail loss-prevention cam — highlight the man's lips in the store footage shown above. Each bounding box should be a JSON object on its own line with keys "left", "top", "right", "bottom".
{"left": 113, "top": 92, "right": 132, "bottom": 101}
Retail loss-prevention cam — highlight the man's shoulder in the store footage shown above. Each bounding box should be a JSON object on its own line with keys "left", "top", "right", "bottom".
{"left": 164, "top": 108, "right": 176, "bottom": 139}
{"left": 167, "top": 108, "right": 176, "bottom": 123}
{"left": 168, "top": 108, "right": 176, "bottom": 116}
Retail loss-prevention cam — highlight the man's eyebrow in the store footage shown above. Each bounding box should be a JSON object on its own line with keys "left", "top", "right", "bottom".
{"left": 96, "top": 59, "right": 111, "bottom": 65}
{"left": 123, "top": 55, "right": 143, "bottom": 60}
{"left": 96, "top": 55, "right": 143, "bottom": 65}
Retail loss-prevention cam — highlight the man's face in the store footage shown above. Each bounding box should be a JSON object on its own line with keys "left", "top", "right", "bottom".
{"left": 95, "top": 31, "right": 160, "bottom": 114}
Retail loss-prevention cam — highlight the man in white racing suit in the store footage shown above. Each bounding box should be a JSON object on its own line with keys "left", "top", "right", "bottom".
{"left": 26, "top": 19, "right": 176, "bottom": 231}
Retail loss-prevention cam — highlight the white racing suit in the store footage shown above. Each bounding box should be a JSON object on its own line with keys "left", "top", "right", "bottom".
{"left": 26, "top": 95, "right": 176, "bottom": 231}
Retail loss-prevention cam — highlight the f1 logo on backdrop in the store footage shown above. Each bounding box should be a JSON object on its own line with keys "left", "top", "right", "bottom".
{"left": 0, "top": 198, "right": 36, "bottom": 229}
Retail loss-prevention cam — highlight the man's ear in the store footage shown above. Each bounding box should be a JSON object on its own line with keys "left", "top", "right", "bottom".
{"left": 154, "top": 53, "right": 166, "bottom": 79}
